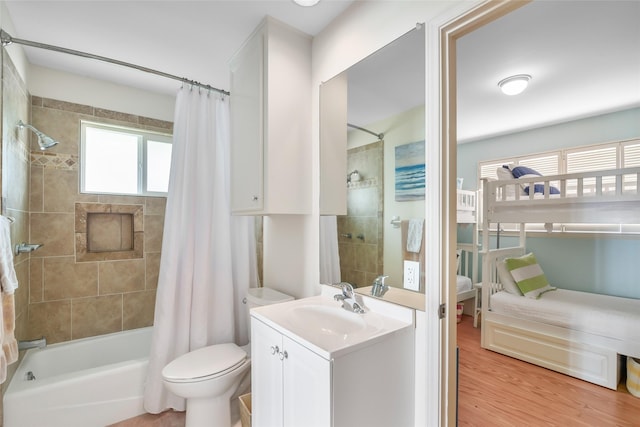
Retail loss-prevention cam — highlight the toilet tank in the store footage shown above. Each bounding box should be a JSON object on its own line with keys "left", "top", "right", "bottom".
{"left": 246, "top": 287, "right": 294, "bottom": 309}
{"left": 246, "top": 288, "right": 293, "bottom": 338}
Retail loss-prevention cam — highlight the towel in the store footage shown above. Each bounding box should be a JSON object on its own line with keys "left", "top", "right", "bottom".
{"left": 0, "top": 216, "right": 18, "bottom": 384}
{"left": 406, "top": 218, "right": 424, "bottom": 253}
{"left": 0, "top": 216, "right": 18, "bottom": 294}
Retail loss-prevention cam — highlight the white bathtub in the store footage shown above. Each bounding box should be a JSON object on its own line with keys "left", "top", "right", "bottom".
{"left": 4, "top": 327, "right": 152, "bottom": 427}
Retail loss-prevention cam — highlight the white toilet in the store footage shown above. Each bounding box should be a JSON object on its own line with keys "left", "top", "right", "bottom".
{"left": 162, "top": 287, "right": 293, "bottom": 427}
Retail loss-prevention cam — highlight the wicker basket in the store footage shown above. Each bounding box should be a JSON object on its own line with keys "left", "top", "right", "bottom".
{"left": 239, "top": 393, "right": 252, "bottom": 427}
{"left": 628, "top": 357, "right": 640, "bottom": 398}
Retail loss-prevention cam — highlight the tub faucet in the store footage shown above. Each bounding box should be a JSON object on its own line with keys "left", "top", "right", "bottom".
{"left": 18, "top": 337, "right": 46, "bottom": 351}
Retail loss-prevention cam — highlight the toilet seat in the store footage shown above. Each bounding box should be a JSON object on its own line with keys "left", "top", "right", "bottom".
{"left": 162, "top": 343, "right": 247, "bottom": 383}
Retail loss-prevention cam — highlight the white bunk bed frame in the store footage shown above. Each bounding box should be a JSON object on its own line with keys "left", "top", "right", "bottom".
{"left": 480, "top": 167, "right": 640, "bottom": 389}
{"left": 456, "top": 189, "right": 480, "bottom": 324}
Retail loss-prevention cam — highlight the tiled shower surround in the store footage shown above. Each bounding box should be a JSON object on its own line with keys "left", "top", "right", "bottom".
{"left": 27, "top": 96, "right": 171, "bottom": 343}
{"left": 337, "top": 141, "right": 384, "bottom": 288}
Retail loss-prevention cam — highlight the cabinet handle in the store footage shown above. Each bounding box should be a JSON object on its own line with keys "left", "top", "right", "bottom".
{"left": 279, "top": 350, "right": 288, "bottom": 361}
{"left": 252, "top": 195, "right": 259, "bottom": 201}
{"left": 270, "top": 345, "right": 279, "bottom": 355}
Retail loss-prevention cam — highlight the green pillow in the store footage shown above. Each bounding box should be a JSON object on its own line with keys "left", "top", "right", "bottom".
{"left": 504, "top": 253, "right": 556, "bottom": 299}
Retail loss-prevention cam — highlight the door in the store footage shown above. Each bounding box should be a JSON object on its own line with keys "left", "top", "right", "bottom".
{"left": 282, "top": 336, "right": 331, "bottom": 427}
{"left": 251, "top": 319, "right": 283, "bottom": 427}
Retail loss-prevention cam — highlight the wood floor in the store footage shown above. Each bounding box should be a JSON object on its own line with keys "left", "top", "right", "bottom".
{"left": 457, "top": 315, "right": 640, "bottom": 427}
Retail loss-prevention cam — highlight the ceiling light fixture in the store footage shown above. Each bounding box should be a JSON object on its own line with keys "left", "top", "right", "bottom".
{"left": 293, "top": 0, "right": 320, "bottom": 6}
{"left": 498, "top": 74, "right": 532, "bottom": 96}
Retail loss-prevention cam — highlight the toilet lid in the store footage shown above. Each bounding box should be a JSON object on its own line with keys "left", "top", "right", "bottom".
{"left": 162, "top": 343, "right": 247, "bottom": 381}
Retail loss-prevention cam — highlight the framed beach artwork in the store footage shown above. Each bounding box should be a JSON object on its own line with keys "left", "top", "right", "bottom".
{"left": 395, "top": 140, "right": 425, "bottom": 201}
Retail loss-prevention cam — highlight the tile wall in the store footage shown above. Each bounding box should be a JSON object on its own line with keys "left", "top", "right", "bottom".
{"left": 1, "top": 51, "right": 31, "bottom": 396}
{"left": 337, "top": 140, "right": 384, "bottom": 287}
{"left": 27, "top": 96, "right": 171, "bottom": 343}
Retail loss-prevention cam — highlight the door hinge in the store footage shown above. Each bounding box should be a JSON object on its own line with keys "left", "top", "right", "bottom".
{"left": 438, "top": 303, "right": 446, "bottom": 319}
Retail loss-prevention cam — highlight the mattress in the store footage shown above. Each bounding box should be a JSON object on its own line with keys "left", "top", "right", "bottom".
{"left": 490, "top": 289, "right": 640, "bottom": 343}
{"left": 456, "top": 275, "right": 472, "bottom": 293}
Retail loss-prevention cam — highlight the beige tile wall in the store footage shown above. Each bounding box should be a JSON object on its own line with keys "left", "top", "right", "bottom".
{"left": 338, "top": 141, "right": 384, "bottom": 287}
{"left": 27, "top": 96, "right": 172, "bottom": 343}
{"left": 1, "top": 50, "right": 32, "bottom": 408}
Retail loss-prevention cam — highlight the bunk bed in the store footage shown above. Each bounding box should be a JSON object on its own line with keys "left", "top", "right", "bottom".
{"left": 480, "top": 166, "right": 640, "bottom": 389}
{"left": 456, "top": 189, "right": 480, "bottom": 325}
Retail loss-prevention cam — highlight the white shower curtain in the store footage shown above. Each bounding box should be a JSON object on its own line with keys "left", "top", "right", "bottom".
{"left": 319, "top": 215, "right": 341, "bottom": 284}
{"left": 144, "top": 87, "right": 258, "bottom": 413}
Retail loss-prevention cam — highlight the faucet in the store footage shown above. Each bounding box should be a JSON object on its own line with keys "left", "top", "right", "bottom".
{"left": 18, "top": 337, "right": 47, "bottom": 351}
{"left": 333, "top": 282, "right": 365, "bottom": 314}
{"left": 371, "top": 275, "right": 389, "bottom": 297}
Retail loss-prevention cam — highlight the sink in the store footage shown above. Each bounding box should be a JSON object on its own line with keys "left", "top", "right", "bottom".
{"left": 289, "top": 305, "right": 367, "bottom": 336}
{"left": 251, "top": 295, "right": 413, "bottom": 358}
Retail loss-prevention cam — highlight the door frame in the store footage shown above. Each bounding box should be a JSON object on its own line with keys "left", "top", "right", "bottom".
{"left": 425, "top": 0, "right": 530, "bottom": 424}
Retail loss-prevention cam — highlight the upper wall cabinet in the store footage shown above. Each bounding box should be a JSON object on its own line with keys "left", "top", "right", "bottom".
{"left": 229, "top": 17, "right": 312, "bottom": 215}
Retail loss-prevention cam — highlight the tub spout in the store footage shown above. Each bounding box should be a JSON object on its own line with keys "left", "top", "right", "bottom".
{"left": 14, "top": 242, "right": 43, "bottom": 255}
{"left": 18, "top": 337, "right": 46, "bottom": 351}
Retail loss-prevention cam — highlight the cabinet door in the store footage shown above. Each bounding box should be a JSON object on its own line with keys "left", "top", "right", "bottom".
{"left": 282, "top": 336, "right": 331, "bottom": 427}
{"left": 230, "top": 29, "right": 264, "bottom": 213}
{"left": 251, "top": 319, "right": 283, "bottom": 427}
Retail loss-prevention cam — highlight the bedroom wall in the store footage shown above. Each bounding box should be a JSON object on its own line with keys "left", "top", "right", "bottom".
{"left": 457, "top": 106, "right": 640, "bottom": 299}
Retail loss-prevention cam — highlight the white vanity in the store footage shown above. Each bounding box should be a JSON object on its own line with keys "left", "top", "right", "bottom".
{"left": 250, "top": 286, "right": 415, "bottom": 427}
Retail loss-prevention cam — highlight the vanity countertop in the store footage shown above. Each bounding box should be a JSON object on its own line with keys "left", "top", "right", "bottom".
{"left": 250, "top": 293, "right": 413, "bottom": 359}
{"left": 356, "top": 286, "right": 425, "bottom": 311}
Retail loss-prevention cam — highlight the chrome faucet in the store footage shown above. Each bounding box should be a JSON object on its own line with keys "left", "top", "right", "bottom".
{"left": 18, "top": 337, "right": 46, "bottom": 351}
{"left": 371, "top": 275, "right": 389, "bottom": 297}
{"left": 333, "top": 282, "right": 365, "bottom": 314}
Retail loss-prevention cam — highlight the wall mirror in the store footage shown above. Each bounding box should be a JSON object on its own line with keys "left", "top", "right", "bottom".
{"left": 319, "top": 26, "right": 426, "bottom": 309}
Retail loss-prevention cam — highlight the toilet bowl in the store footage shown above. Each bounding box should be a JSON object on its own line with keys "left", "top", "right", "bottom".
{"left": 161, "top": 287, "right": 293, "bottom": 427}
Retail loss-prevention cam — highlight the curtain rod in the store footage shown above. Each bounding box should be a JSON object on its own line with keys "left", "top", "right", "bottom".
{"left": 0, "top": 29, "right": 230, "bottom": 96}
{"left": 347, "top": 123, "right": 384, "bottom": 140}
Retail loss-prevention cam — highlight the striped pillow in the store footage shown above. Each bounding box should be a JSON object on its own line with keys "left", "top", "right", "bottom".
{"left": 504, "top": 253, "right": 556, "bottom": 299}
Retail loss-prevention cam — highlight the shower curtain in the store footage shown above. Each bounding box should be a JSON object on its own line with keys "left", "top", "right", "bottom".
{"left": 319, "top": 216, "right": 341, "bottom": 284}
{"left": 144, "top": 87, "right": 258, "bottom": 413}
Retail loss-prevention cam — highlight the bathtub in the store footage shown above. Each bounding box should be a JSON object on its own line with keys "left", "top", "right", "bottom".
{"left": 4, "top": 327, "right": 152, "bottom": 427}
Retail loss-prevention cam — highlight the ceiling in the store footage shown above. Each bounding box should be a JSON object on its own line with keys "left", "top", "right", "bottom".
{"left": 4, "top": 1, "right": 640, "bottom": 143}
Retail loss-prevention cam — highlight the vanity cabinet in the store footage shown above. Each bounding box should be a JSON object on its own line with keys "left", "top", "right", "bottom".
{"left": 229, "top": 16, "right": 311, "bottom": 215}
{"left": 250, "top": 297, "right": 415, "bottom": 427}
{"left": 251, "top": 319, "right": 330, "bottom": 427}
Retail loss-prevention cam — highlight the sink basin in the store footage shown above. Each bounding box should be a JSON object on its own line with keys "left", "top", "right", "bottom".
{"left": 289, "top": 305, "right": 367, "bottom": 336}
{"left": 251, "top": 295, "right": 412, "bottom": 358}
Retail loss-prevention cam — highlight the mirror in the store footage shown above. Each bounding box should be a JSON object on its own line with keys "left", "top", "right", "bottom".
{"left": 319, "top": 27, "right": 425, "bottom": 308}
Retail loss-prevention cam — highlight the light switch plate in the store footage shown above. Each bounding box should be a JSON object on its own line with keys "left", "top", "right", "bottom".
{"left": 403, "top": 260, "right": 420, "bottom": 291}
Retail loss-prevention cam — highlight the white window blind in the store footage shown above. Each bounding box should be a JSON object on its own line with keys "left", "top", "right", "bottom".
{"left": 623, "top": 142, "right": 640, "bottom": 167}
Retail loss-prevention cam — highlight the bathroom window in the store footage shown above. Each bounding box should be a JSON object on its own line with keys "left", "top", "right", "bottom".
{"left": 80, "top": 121, "right": 172, "bottom": 196}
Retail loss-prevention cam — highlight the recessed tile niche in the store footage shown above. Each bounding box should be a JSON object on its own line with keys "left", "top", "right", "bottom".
{"left": 75, "top": 203, "right": 144, "bottom": 261}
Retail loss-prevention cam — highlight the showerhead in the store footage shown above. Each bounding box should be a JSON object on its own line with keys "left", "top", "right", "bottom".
{"left": 17, "top": 120, "right": 60, "bottom": 150}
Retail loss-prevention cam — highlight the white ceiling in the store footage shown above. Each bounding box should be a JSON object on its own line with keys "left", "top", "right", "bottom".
{"left": 3, "top": 0, "right": 354, "bottom": 94}
{"left": 457, "top": 0, "right": 640, "bottom": 143}
{"left": 4, "top": 1, "right": 640, "bottom": 143}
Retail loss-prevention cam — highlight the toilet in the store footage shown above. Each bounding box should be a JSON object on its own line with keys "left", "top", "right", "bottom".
{"left": 162, "top": 287, "right": 293, "bottom": 427}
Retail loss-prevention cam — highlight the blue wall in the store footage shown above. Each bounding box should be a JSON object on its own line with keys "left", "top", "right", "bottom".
{"left": 457, "top": 107, "right": 640, "bottom": 298}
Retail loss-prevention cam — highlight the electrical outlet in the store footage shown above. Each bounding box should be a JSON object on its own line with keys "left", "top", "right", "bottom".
{"left": 403, "top": 260, "right": 420, "bottom": 291}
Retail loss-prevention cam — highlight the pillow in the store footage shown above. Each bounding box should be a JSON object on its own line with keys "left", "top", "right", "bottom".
{"left": 496, "top": 165, "right": 515, "bottom": 180}
{"left": 456, "top": 249, "right": 462, "bottom": 274}
{"left": 496, "top": 259, "right": 523, "bottom": 295}
{"left": 496, "top": 165, "right": 518, "bottom": 198}
{"left": 504, "top": 252, "right": 556, "bottom": 299}
{"left": 509, "top": 165, "right": 560, "bottom": 196}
